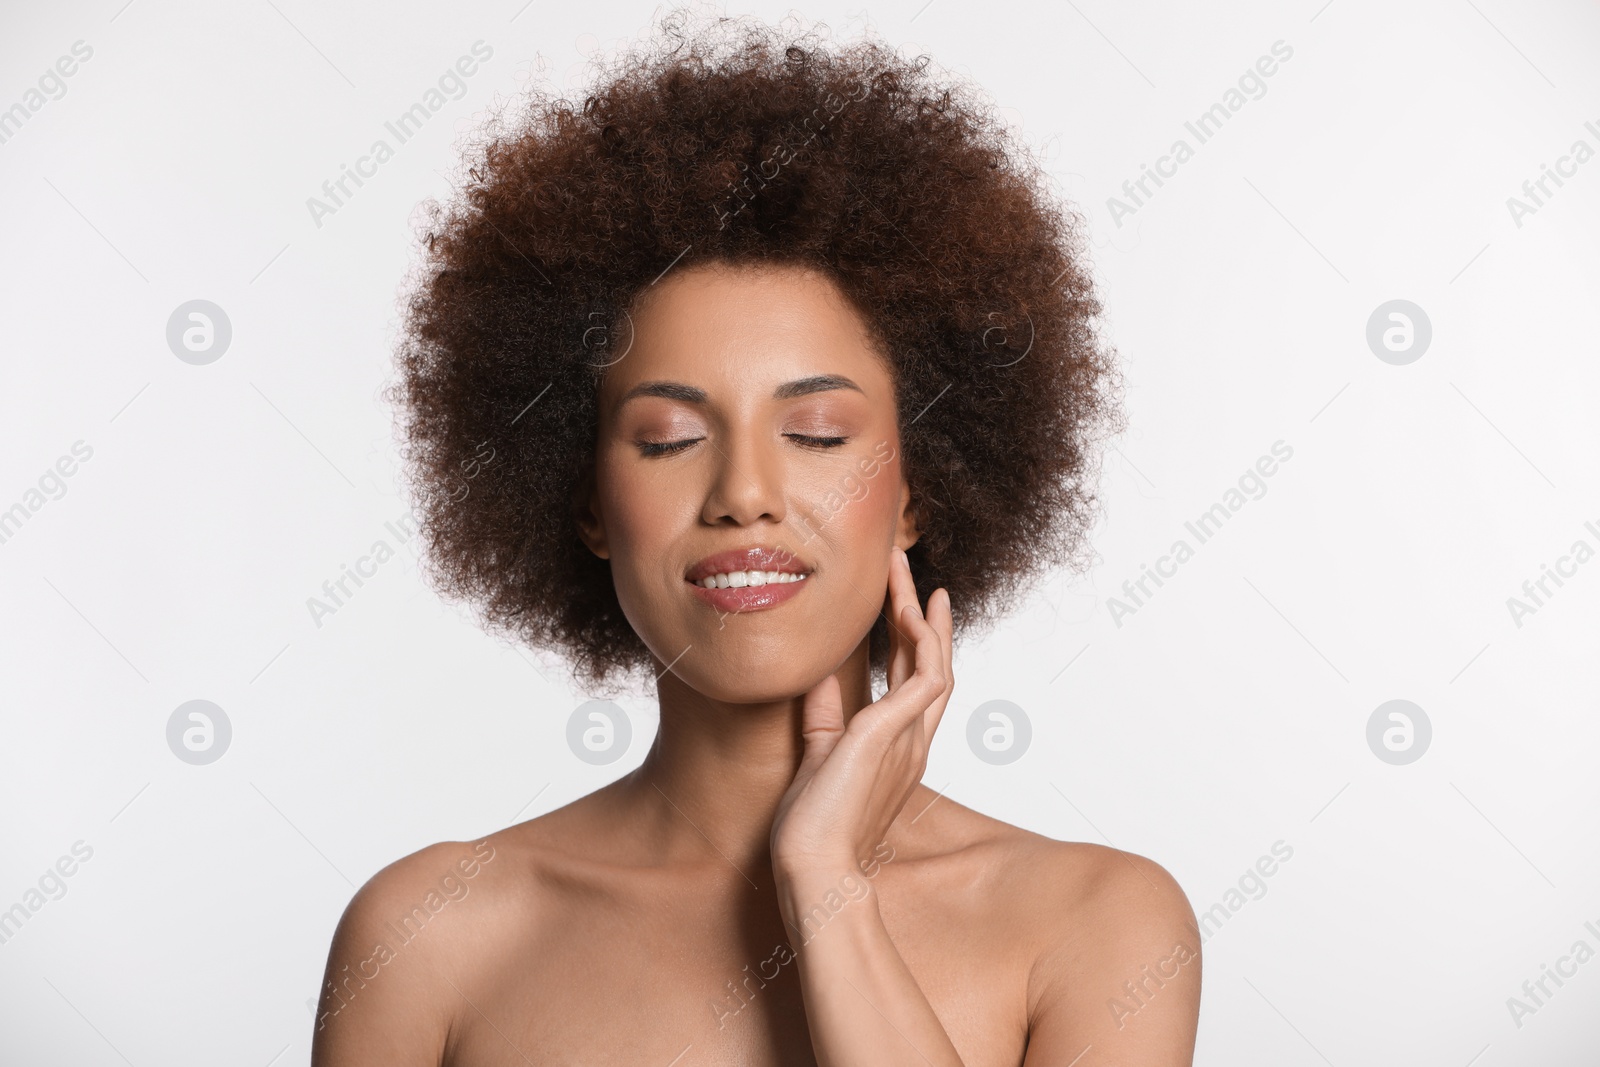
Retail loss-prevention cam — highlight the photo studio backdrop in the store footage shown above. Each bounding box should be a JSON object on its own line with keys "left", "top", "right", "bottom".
{"left": 1, "top": 0, "right": 1597, "bottom": 1062}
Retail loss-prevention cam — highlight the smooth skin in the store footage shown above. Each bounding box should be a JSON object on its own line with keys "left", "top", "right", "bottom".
{"left": 311, "top": 262, "right": 1201, "bottom": 1066}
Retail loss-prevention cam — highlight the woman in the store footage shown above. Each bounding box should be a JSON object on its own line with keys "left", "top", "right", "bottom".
{"left": 314, "top": 12, "right": 1201, "bottom": 1065}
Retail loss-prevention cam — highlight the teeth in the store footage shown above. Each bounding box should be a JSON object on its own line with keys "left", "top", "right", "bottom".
{"left": 697, "top": 570, "right": 807, "bottom": 589}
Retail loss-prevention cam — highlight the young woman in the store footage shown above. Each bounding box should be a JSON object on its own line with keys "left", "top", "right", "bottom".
{"left": 313, "top": 13, "right": 1201, "bottom": 1065}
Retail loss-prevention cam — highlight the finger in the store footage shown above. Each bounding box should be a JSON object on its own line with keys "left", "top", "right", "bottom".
{"left": 904, "top": 598, "right": 949, "bottom": 733}
{"left": 873, "top": 599, "right": 947, "bottom": 735}
{"left": 884, "top": 547, "right": 918, "bottom": 690}
{"left": 922, "top": 587, "right": 955, "bottom": 738}
{"left": 882, "top": 577, "right": 907, "bottom": 694}
{"left": 797, "top": 672, "right": 846, "bottom": 777}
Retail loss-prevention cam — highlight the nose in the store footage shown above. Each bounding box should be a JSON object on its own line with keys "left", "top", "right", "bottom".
{"left": 700, "top": 426, "right": 787, "bottom": 528}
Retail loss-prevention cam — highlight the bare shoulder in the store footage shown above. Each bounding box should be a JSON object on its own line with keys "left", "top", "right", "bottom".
{"left": 1022, "top": 836, "right": 1197, "bottom": 950}
{"left": 1011, "top": 834, "right": 1201, "bottom": 1065}
{"left": 309, "top": 809, "right": 583, "bottom": 1066}
{"left": 905, "top": 792, "right": 1195, "bottom": 932}
{"left": 310, "top": 837, "right": 508, "bottom": 1064}
{"left": 903, "top": 796, "right": 1200, "bottom": 1065}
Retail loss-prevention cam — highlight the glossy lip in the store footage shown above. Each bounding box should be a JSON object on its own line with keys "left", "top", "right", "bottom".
{"left": 684, "top": 545, "right": 813, "bottom": 584}
{"left": 685, "top": 545, "right": 813, "bottom": 616}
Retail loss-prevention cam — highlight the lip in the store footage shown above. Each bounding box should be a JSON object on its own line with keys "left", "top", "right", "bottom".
{"left": 685, "top": 545, "right": 813, "bottom": 584}
{"left": 685, "top": 544, "right": 813, "bottom": 615}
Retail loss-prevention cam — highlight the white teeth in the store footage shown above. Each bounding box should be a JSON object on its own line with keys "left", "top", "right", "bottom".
{"left": 697, "top": 570, "right": 807, "bottom": 589}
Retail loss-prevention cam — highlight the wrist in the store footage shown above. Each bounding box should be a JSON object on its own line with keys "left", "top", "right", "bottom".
{"left": 774, "top": 861, "right": 882, "bottom": 934}
{"left": 772, "top": 840, "right": 896, "bottom": 893}
{"left": 774, "top": 859, "right": 862, "bottom": 896}
{"left": 773, "top": 852, "right": 858, "bottom": 884}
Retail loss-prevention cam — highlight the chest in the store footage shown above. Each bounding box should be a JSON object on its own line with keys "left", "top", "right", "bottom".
{"left": 441, "top": 878, "right": 1030, "bottom": 1066}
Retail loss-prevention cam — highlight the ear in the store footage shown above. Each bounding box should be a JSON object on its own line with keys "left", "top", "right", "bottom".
{"left": 572, "top": 467, "right": 610, "bottom": 561}
{"left": 892, "top": 478, "right": 921, "bottom": 553}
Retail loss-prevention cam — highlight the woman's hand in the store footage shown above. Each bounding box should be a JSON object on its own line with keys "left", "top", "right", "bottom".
{"left": 769, "top": 546, "right": 954, "bottom": 877}
{"left": 764, "top": 548, "right": 967, "bottom": 1067}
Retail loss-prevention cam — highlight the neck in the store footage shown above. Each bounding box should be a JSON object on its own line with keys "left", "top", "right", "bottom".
{"left": 617, "top": 638, "right": 876, "bottom": 879}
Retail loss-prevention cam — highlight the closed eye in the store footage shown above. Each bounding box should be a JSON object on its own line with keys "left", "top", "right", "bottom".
{"left": 637, "top": 438, "right": 702, "bottom": 457}
{"left": 636, "top": 434, "right": 848, "bottom": 457}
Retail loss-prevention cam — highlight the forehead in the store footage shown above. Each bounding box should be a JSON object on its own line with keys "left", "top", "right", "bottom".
{"left": 601, "top": 262, "right": 890, "bottom": 408}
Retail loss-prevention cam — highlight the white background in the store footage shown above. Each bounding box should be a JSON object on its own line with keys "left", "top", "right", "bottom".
{"left": 2, "top": 0, "right": 1597, "bottom": 1063}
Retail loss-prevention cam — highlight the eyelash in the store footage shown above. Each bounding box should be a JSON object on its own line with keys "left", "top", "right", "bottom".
{"left": 637, "top": 434, "right": 848, "bottom": 457}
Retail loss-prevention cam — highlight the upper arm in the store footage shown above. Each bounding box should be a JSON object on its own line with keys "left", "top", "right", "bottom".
{"left": 1022, "top": 846, "right": 1202, "bottom": 1067}
{"left": 310, "top": 841, "right": 491, "bottom": 1066}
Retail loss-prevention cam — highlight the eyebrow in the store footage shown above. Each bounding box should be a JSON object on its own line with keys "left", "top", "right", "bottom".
{"left": 613, "top": 374, "right": 864, "bottom": 416}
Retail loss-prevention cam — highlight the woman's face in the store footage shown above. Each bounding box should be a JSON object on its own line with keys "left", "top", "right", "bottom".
{"left": 579, "top": 261, "right": 920, "bottom": 704}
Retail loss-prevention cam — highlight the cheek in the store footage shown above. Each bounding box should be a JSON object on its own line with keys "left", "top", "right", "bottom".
{"left": 798, "top": 449, "right": 902, "bottom": 544}
{"left": 596, "top": 455, "right": 689, "bottom": 588}
{"left": 802, "top": 465, "right": 904, "bottom": 634}
{"left": 829, "top": 477, "right": 896, "bottom": 540}
{"left": 598, "top": 458, "right": 661, "bottom": 538}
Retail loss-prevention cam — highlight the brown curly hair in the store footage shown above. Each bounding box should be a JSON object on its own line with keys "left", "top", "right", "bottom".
{"left": 386, "top": 10, "right": 1124, "bottom": 695}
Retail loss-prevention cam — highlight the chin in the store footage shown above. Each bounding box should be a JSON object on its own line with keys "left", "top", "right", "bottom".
{"left": 664, "top": 635, "right": 858, "bottom": 705}
{"left": 619, "top": 577, "right": 875, "bottom": 702}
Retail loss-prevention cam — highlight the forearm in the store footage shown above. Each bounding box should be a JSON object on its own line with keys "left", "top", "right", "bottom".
{"left": 776, "top": 866, "right": 965, "bottom": 1067}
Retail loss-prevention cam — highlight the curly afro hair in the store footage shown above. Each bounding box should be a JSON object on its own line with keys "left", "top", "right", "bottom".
{"left": 387, "top": 9, "right": 1124, "bottom": 696}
